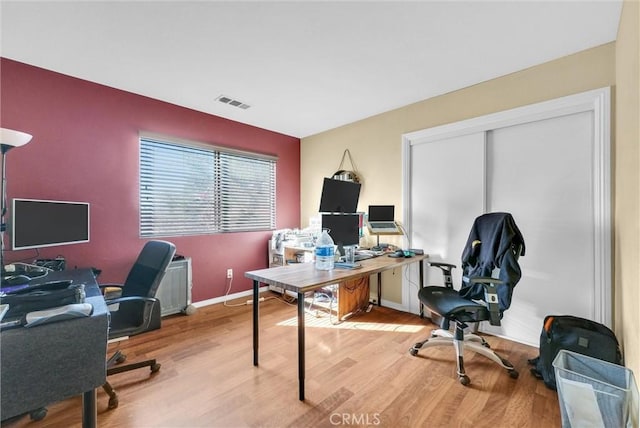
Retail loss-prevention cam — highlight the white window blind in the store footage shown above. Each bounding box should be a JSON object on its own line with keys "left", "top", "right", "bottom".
{"left": 140, "top": 135, "right": 276, "bottom": 237}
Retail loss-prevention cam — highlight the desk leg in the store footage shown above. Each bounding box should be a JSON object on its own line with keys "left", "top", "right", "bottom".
{"left": 253, "top": 280, "right": 260, "bottom": 366}
{"left": 82, "top": 389, "right": 97, "bottom": 428}
{"left": 297, "top": 291, "right": 306, "bottom": 401}
{"left": 419, "top": 260, "right": 425, "bottom": 318}
{"left": 377, "top": 272, "right": 382, "bottom": 306}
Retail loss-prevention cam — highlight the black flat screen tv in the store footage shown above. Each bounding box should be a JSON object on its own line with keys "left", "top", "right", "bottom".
{"left": 12, "top": 198, "right": 90, "bottom": 250}
{"left": 318, "top": 178, "right": 361, "bottom": 213}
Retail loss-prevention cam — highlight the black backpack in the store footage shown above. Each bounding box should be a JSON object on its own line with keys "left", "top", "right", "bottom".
{"left": 528, "top": 315, "right": 623, "bottom": 390}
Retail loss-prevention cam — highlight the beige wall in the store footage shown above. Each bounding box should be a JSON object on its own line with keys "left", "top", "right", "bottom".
{"left": 301, "top": 43, "right": 615, "bottom": 225}
{"left": 615, "top": 0, "right": 640, "bottom": 378}
{"left": 302, "top": 8, "right": 640, "bottom": 376}
{"left": 302, "top": 43, "right": 615, "bottom": 304}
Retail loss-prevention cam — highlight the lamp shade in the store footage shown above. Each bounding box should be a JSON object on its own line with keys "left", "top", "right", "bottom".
{"left": 0, "top": 128, "right": 32, "bottom": 148}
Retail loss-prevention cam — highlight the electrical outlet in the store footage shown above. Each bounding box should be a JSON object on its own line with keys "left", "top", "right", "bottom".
{"left": 226, "top": 268, "right": 233, "bottom": 279}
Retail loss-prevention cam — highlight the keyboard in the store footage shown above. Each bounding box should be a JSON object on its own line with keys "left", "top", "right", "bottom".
{"left": 334, "top": 262, "right": 362, "bottom": 269}
{"left": 368, "top": 222, "right": 401, "bottom": 234}
{"left": 368, "top": 222, "right": 397, "bottom": 229}
{"left": 353, "top": 250, "right": 384, "bottom": 261}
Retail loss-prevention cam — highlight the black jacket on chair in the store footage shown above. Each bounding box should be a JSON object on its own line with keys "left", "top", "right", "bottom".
{"left": 458, "top": 212, "right": 525, "bottom": 312}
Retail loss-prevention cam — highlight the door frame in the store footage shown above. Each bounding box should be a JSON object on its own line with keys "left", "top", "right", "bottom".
{"left": 401, "top": 87, "right": 612, "bottom": 327}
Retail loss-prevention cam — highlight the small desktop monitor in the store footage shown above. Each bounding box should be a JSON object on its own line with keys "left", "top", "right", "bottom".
{"left": 12, "top": 198, "right": 90, "bottom": 250}
{"left": 322, "top": 214, "right": 360, "bottom": 254}
{"left": 318, "top": 178, "right": 361, "bottom": 213}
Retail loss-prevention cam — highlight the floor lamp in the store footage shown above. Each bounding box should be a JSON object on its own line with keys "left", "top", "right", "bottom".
{"left": 1, "top": 128, "right": 33, "bottom": 280}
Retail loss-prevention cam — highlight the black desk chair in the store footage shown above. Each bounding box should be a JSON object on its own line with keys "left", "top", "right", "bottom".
{"left": 100, "top": 240, "right": 176, "bottom": 409}
{"left": 409, "top": 212, "right": 525, "bottom": 386}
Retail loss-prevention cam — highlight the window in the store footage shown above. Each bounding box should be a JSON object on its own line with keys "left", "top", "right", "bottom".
{"left": 139, "top": 134, "right": 276, "bottom": 237}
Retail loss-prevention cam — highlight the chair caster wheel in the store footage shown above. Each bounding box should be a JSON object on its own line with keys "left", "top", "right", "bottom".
{"left": 409, "top": 347, "right": 419, "bottom": 356}
{"left": 108, "top": 395, "right": 119, "bottom": 409}
{"left": 30, "top": 407, "right": 47, "bottom": 421}
{"left": 116, "top": 354, "right": 127, "bottom": 364}
{"left": 413, "top": 342, "right": 424, "bottom": 350}
{"left": 500, "top": 357, "right": 514, "bottom": 367}
{"left": 508, "top": 369, "right": 519, "bottom": 379}
{"left": 151, "top": 363, "right": 161, "bottom": 373}
{"left": 459, "top": 375, "right": 470, "bottom": 386}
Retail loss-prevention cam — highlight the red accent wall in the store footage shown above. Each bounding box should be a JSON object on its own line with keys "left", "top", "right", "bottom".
{"left": 0, "top": 58, "right": 301, "bottom": 302}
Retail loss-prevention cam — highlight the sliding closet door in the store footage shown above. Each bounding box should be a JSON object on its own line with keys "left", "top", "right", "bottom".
{"left": 406, "top": 132, "right": 484, "bottom": 312}
{"left": 482, "top": 111, "right": 596, "bottom": 344}
{"left": 403, "top": 88, "right": 610, "bottom": 346}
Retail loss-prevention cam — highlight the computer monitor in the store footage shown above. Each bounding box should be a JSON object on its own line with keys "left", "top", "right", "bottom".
{"left": 12, "top": 198, "right": 90, "bottom": 250}
{"left": 318, "top": 178, "right": 361, "bottom": 213}
{"left": 322, "top": 214, "right": 360, "bottom": 255}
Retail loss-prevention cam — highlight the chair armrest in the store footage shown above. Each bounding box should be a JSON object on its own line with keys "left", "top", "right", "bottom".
{"left": 428, "top": 261, "right": 457, "bottom": 288}
{"left": 468, "top": 277, "right": 502, "bottom": 326}
{"left": 428, "top": 261, "right": 456, "bottom": 269}
{"left": 105, "top": 296, "right": 160, "bottom": 334}
{"left": 104, "top": 296, "right": 157, "bottom": 306}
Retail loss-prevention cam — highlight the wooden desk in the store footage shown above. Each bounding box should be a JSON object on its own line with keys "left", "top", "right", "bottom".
{"left": 245, "top": 254, "right": 426, "bottom": 401}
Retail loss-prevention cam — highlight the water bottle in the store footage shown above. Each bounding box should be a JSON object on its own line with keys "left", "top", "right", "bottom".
{"left": 315, "top": 229, "right": 335, "bottom": 270}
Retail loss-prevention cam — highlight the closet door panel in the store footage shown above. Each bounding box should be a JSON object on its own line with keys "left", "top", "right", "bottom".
{"left": 407, "top": 133, "right": 484, "bottom": 312}
{"left": 483, "top": 111, "right": 594, "bottom": 345}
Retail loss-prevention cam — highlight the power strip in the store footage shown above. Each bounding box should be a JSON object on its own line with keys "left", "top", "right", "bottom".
{"left": 246, "top": 297, "right": 266, "bottom": 305}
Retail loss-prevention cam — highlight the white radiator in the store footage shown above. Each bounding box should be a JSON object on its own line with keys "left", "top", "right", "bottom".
{"left": 156, "top": 257, "right": 196, "bottom": 316}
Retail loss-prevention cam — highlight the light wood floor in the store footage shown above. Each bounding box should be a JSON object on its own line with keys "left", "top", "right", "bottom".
{"left": 3, "top": 293, "right": 561, "bottom": 428}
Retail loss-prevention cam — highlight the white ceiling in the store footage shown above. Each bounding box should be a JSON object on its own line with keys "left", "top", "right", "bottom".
{"left": 0, "top": 1, "right": 623, "bottom": 138}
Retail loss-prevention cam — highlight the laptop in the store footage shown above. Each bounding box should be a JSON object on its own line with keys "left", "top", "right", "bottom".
{"left": 367, "top": 205, "right": 400, "bottom": 233}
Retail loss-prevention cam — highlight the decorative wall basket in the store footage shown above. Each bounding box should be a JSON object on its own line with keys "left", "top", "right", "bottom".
{"left": 332, "top": 149, "right": 361, "bottom": 184}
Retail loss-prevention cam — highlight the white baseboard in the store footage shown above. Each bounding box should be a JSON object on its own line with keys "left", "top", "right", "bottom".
{"left": 191, "top": 286, "right": 270, "bottom": 308}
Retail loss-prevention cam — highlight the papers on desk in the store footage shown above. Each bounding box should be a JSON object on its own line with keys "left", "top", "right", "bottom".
{"left": 355, "top": 249, "right": 384, "bottom": 258}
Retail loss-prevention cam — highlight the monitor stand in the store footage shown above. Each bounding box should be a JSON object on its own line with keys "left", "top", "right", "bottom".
{"left": 336, "top": 243, "right": 345, "bottom": 259}
{"left": 371, "top": 235, "right": 391, "bottom": 252}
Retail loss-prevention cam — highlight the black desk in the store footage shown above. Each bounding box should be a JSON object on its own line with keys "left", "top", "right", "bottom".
{"left": 246, "top": 254, "right": 427, "bottom": 401}
{"left": 0, "top": 269, "right": 109, "bottom": 427}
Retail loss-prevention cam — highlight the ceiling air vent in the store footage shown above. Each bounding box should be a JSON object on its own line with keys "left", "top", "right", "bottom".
{"left": 216, "top": 95, "right": 251, "bottom": 110}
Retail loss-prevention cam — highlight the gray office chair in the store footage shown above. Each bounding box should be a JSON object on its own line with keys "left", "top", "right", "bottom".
{"left": 99, "top": 240, "right": 176, "bottom": 409}
{"left": 409, "top": 212, "right": 525, "bottom": 386}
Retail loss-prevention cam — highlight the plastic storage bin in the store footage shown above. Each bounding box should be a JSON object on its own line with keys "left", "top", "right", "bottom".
{"left": 553, "top": 350, "right": 638, "bottom": 428}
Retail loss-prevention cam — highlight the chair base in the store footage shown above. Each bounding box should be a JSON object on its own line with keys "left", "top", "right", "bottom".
{"left": 409, "top": 325, "right": 519, "bottom": 385}
{"left": 102, "top": 350, "right": 161, "bottom": 409}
